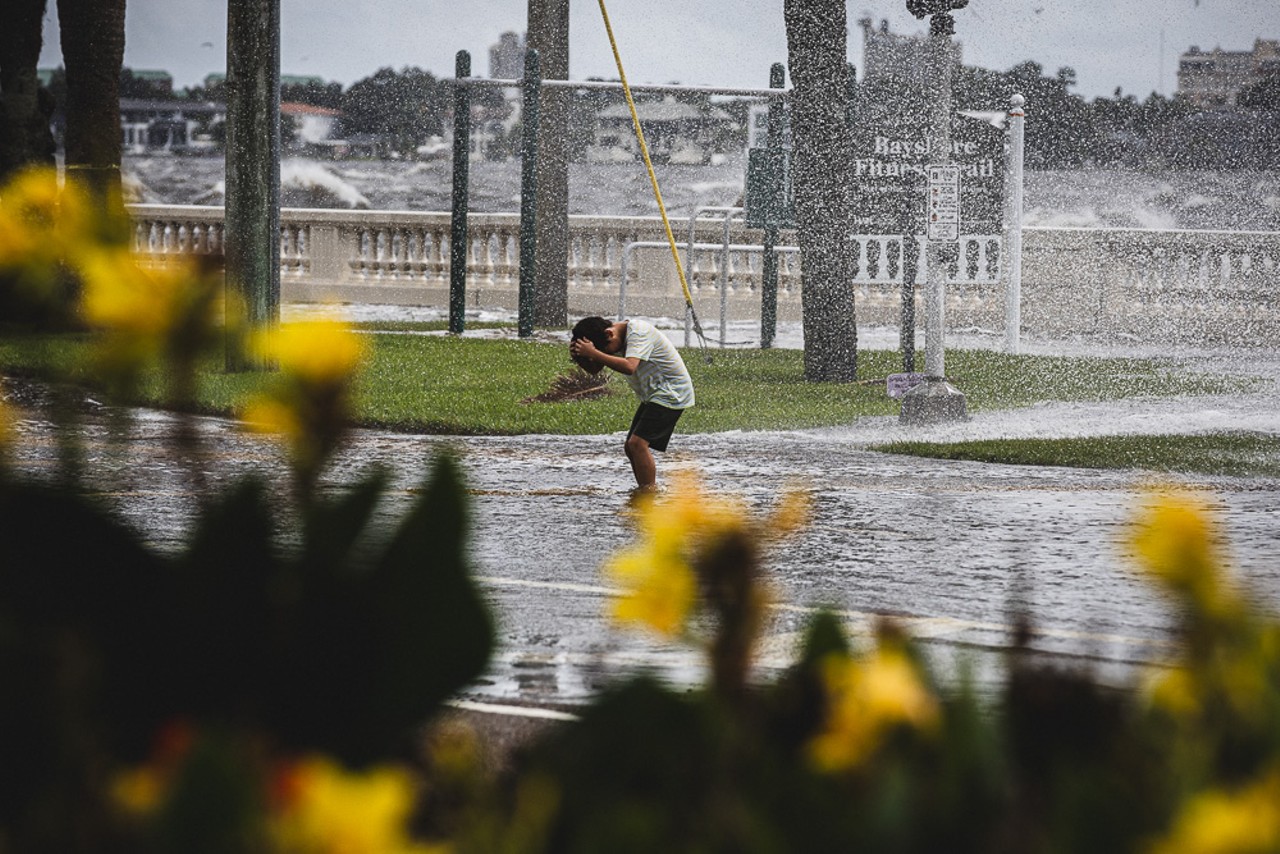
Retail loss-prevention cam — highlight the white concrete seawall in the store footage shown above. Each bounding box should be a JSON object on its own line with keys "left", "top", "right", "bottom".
{"left": 129, "top": 205, "right": 1280, "bottom": 345}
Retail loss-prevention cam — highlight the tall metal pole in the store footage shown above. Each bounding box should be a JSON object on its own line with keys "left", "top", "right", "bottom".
{"left": 449, "top": 50, "right": 472, "bottom": 335}
{"left": 224, "top": 0, "right": 280, "bottom": 371}
{"left": 899, "top": 2, "right": 968, "bottom": 425}
{"left": 518, "top": 48, "right": 540, "bottom": 339}
{"left": 760, "top": 62, "right": 785, "bottom": 349}
{"left": 1003, "top": 93, "right": 1026, "bottom": 354}
{"left": 922, "top": 12, "right": 954, "bottom": 378}
{"left": 899, "top": 203, "right": 919, "bottom": 373}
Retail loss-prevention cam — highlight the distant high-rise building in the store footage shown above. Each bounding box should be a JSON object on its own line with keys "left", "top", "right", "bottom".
{"left": 489, "top": 31, "right": 526, "bottom": 80}
{"left": 1177, "top": 38, "right": 1280, "bottom": 108}
{"left": 857, "top": 17, "right": 962, "bottom": 87}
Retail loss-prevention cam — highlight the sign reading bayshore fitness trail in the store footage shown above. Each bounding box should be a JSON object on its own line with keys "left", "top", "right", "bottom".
{"left": 850, "top": 104, "right": 1005, "bottom": 236}
{"left": 744, "top": 88, "right": 1005, "bottom": 236}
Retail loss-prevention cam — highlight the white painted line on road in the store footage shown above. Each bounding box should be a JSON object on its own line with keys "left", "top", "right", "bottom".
{"left": 447, "top": 699, "right": 580, "bottom": 721}
{"left": 479, "top": 575, "right": 1174, "bottom": 653}
{"left": 770, "top": 603, "right": 1174, "bottom": 650}
{"left": 477, "top": 576, "right": 615, "bottom": 596}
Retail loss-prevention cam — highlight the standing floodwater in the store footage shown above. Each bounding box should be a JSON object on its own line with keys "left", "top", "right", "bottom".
{"left": 7, "top": 340, "right": 1280, "bottom": 705}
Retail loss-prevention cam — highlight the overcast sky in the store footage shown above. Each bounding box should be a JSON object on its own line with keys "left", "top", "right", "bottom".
{"left": 38, "top": 0, "right": 1279, "bottom": 102}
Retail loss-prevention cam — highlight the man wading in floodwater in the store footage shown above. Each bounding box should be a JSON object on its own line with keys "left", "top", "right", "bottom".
{"left": 569, "top": 316, "right": 695, "bottom": 495}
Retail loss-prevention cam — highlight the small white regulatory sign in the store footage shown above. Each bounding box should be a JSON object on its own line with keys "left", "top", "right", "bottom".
{"left": 886, "top": 372, "right": 928, "bottom": 399}
{"left": 927, "top": 164, "right": 961, "bottom": 241}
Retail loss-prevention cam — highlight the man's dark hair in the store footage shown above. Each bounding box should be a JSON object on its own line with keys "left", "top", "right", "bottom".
{"left": 571, "top": 316, "right": 611, "bottom": 350}
{"left": 569, "top": 316, "right": 612, "bottom": 371}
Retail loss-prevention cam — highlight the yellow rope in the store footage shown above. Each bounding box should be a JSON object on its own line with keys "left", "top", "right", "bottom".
{"left": 596, "top": 0, "right": 700, "bottom": 321}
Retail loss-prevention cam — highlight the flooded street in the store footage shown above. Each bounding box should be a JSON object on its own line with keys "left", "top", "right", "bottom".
{"left": 8, "top": 332, "right": 1280, "bottom": 707}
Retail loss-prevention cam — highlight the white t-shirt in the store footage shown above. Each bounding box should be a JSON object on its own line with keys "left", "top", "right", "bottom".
{"left": 623, "top": 319, "right": 695, "bottom": 410}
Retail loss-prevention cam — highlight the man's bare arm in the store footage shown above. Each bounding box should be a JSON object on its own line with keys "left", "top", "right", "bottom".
{"left": 570, "top": 338, "right": 639, "bottom": 375}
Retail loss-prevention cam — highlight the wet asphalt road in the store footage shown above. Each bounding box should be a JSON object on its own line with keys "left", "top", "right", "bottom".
{"left": 8, "top": 389, "right": 1280, "bottom": 708}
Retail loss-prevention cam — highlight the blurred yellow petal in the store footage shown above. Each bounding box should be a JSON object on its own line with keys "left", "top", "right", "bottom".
{"left": 110, "top": 767, "right": 166, "bottom": 816}
{"left": 606, "top": 548, "right": 696, "bottom": 638}
{"left": 1131, "top": 492, "right": 1215, "bottom": 582}
{"left": 0, "top": 167, "right": 91, "bottom": 257}
{"left": 272, "top": 757, "right": 432, "bottom": 854}
{"left": 602, "top": 473, "right": 792, "bottom": 642}
{"left": 0, "top": 397, "right": 11, "bottom": 451}
{"left": 808, "top": 648, "right": 940, "bottom": 773}
{"left": 1151, "top": 771, "right": 1280, "bottom": 854}
{"left": 241, "top": 397, "right": 304, "bottom": 440}
{"left": 1146, "top": 667, "right": 1202, "bottom": 720}
{"left": 860, "top": 648, "right": 939, "bottom": 729}
{"left": 80, "top": 250, "right": 168, "bottom": 333}
{"left": 766, "top": 488, "right": 812, "bottom": 539}
{"left": 1127, "top": 489, "right": 1246, "bottom": 625}
{"left": 254, "top": 318, "right": 368, "bottom": 385}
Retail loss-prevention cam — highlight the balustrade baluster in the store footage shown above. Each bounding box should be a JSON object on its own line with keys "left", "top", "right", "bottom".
{"left": 432, "top": 228, "right": 449, "bottom": 285}
{"left": 406, "top": 229, "right": 424, "bottom": 282}
{"left": 583, "top": 232, "right": 600, "bottom": 290}
{"left": 352, "top": 228, "right": 370, "bottom": 279}
{"left": 395, "top": 228, "right": 409, "bottom": 280}
{"left": 499, "top": 227, "right": 519, "bottom": 288}
{"left": 280, "top": 225, "right": 296, "bottom": 276}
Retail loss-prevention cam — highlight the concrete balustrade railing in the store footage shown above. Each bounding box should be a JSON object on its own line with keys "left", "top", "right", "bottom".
{"left": 128, "top": 205, "right": 1280, "bottom": 345}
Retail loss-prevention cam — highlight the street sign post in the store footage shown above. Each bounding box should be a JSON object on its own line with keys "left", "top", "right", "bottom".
{"left": 926, "top": 164, "right": 960, "bottom": 241}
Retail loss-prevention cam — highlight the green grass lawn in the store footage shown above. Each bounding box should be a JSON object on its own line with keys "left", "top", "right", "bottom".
{"left": 872, "top": 433, "right": 1280, "bottom": 478}
{"left": 1, "top": 326, "right": 1271, "bottom": 477}
{"left": 0, "top": 326, "right": 1252, "bottom": 436}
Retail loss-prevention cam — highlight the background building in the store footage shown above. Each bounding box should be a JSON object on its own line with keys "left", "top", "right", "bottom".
{"left": 488, "top": 31, "right": 525, "bottom": 80}
{"left": 1177, "top": 38, "right": 1280, "bottom": 108}
{"left": 857, "top": 17, "right": 962, "bottom": 87}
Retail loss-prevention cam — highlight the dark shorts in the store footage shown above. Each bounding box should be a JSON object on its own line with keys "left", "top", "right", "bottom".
{"left": 627, "top": 402, "right": 684, "bottom": 452}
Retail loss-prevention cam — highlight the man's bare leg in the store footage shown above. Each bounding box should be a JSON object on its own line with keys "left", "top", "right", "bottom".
{"left": 624, "top": 433, "right": 656, "bottom": 490}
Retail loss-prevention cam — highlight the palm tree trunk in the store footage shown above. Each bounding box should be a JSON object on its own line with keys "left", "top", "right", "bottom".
{"left": 0, "top": 0, "right": 55, "bottom": 180}
{"left": 527, "top": 0, "right": 570, "bottom": 329}
{"left": 56, "top": 0, "right": 126, "bottom": 209}
{"left": 784, "top": 0, "right": 858, "bottom": 382}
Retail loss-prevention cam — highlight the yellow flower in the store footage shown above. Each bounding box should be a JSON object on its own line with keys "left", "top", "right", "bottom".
{"left": 1129, "top": 489, "right": 1238, "bottom": 618}
{"left": 808, "top": 647, "right": 940, "bottom": 773}
{"left": 0, "top": 168, "right": 94, "bottom": 312}
{"left": 108, "top": 720, "right": 196, "bottom": 819}
{"left": 765, "top": 487, "right": 812, "bottom": 539}
{"left": 1145, "top": 667, "right": 1202, "bottom": 720}
{"left": 110, "top": 766, "right": 167, "bottom": 816}
{"left": 239, "top": 317, "right": 366, "bottom": 483}
{"left": 1151, "top": 770, "right": 1280, "bottom": 854}
{"left": 603, "top": 474, "right": 808, "bottom": 640}
{"left": 79, "top": 249, "right": 189, "bottom": 336}
{"left": 604, "top": 472, "right": 749, "bottom": 638}
{"left": 271, "top": 757, "right": 435, "bottom": 854}
{"left": 1131, "top": 491, "right": 1214, "bottom": 579}
{"left": 0, "top": 397, "right": 11, "bottom": 452}
{"left": 241, "top": 397, "right": 306, "bottom": 441}
{"left": 0, "top": 167, "right": 90, "bottom": 261}
{"left": 606, "top": 548, "right": 698, "bottom": 637}
{"left": 253, "top": 318, "right": 368, "bottom": 386}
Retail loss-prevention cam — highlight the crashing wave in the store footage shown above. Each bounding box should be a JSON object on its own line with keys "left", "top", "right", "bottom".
{"left": 181, "top": 161, "right": 370, "bottom": 210}
{"left": 280, "top": 159, "right": 369, "bottom": 209}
